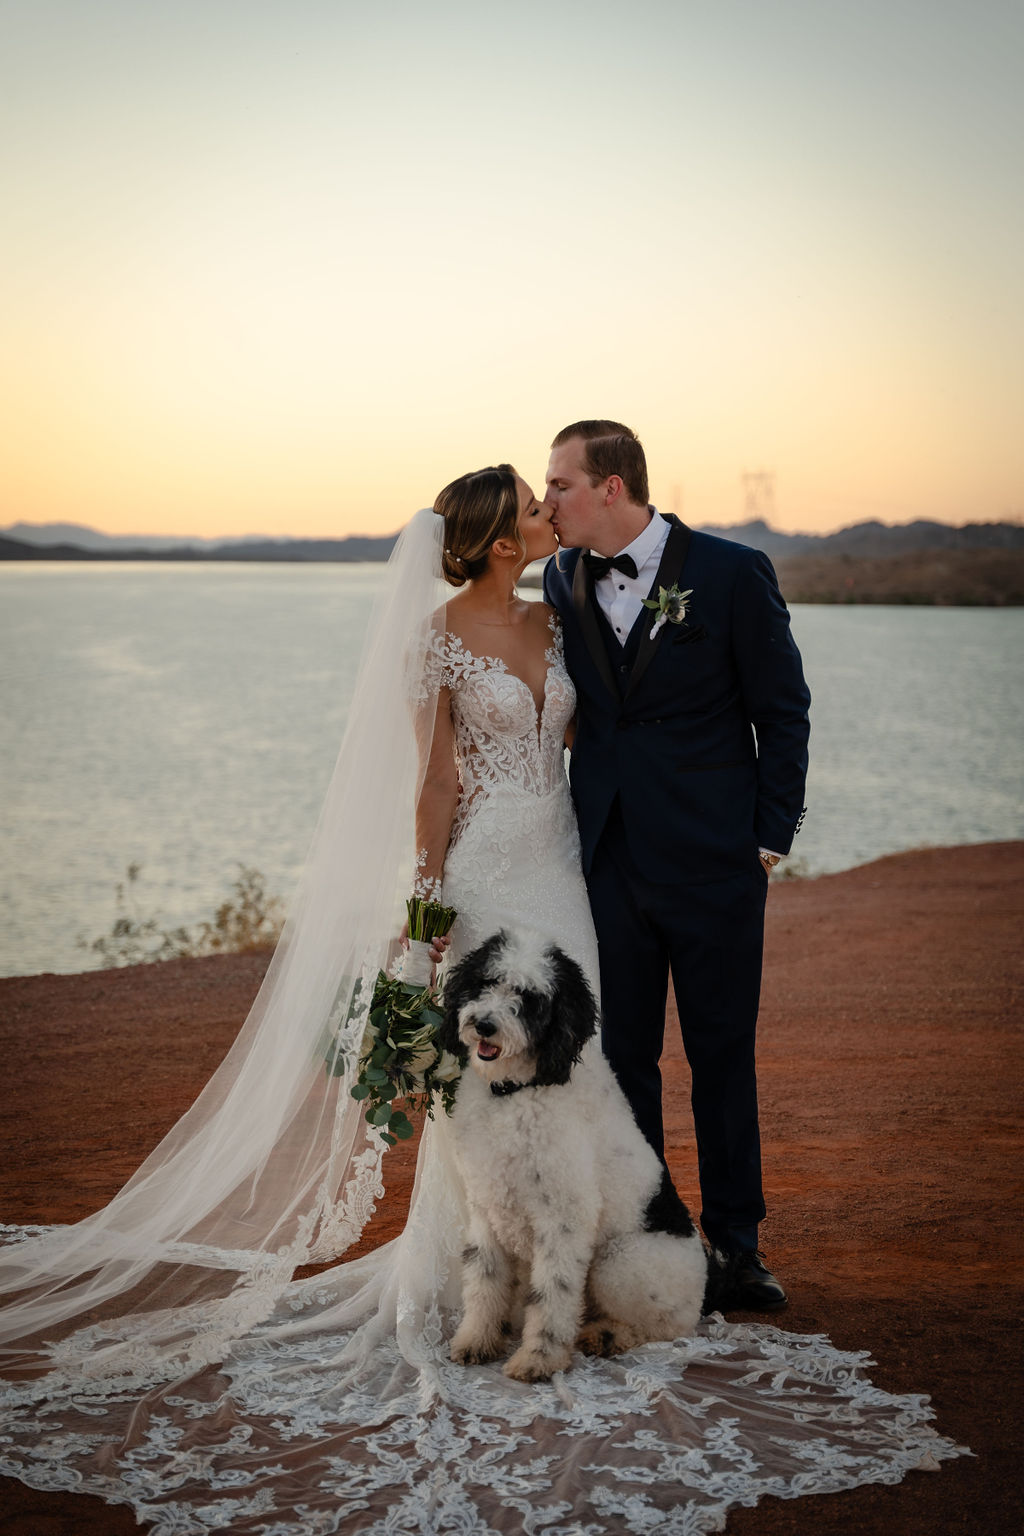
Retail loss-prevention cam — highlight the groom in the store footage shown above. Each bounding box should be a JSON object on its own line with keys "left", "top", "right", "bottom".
{"left": 542, "top": 421, "right": 810, "bottom": 1311}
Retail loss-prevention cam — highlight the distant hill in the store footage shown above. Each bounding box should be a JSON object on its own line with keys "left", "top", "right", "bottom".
{"left": 5, "top": 515, "right": 1022, "bottom": 564}
{"left": 3, "top": 516, "right": 1024, "bottom": 604}
{"left": 2, "top": 520, "right": 225, "bottom": 551}
{"left": 0, "top": 529, "right": 398, "bottom": 562}
{"left": 772, "top": 549, "right": 1024, "bottom": 606}
{"left": 698, "top": 517, "right": 1024, "bottom": 559}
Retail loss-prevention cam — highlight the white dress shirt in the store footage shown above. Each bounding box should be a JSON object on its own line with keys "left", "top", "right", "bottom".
{"left": 588, "top": 510, "right": 784, "bottom": 864}
{"left": 590, "top": 508, "right": 670, "bottom": 641}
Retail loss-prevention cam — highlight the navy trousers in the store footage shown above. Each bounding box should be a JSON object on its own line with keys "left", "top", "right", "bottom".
{"left": 586, "top": 803, "right": 768, "bottom": 1252}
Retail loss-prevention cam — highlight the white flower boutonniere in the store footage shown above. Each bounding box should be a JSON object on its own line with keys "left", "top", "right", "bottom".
{"left": 642, "top": 584, "right": 693, "bottom": 640}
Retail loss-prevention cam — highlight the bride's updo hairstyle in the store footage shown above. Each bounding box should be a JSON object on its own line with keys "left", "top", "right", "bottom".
{"left": 435, "top": 464, "right": 523, "bottom": 588}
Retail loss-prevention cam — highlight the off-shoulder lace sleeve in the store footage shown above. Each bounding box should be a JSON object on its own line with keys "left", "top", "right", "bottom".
{"left": 408, "top": 624, "right": 454, "bottom": 707}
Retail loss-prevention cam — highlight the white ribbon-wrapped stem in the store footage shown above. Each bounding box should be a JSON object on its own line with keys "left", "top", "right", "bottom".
{"left": 400, "top": 939, "right": 435, "bottom": 987}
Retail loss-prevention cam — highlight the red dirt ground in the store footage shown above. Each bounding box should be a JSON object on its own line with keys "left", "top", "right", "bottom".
{"left": 0, "top": 842, "right": 1021, "bottom": 1534}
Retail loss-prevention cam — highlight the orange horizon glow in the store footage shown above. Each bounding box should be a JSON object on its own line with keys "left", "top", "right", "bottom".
{"left": 2, "top": 3, "right": 1021, "bottom": 543}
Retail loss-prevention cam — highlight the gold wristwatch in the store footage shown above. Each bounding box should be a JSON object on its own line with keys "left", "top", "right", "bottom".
{"left": 759, "top": 852, "right": 781, "bottom": 871}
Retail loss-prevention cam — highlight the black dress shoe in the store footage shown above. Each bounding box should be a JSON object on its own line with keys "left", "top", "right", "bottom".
{"left": 718, "top": 1250, "right": 788, "bottom": 1313}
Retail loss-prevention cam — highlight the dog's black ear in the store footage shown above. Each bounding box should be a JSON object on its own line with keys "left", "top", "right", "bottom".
{"left": 437, "top": 931, "right": 507, "bottom": 1053}
{"left": 532, "top": 947, "right": 599, "bottom": 1087}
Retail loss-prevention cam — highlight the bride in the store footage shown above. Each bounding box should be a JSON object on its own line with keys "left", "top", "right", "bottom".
{"left": 417, "top": 464, "right": 598, "bottom": 980}
{"left": 0, "top": 467, "right": 964, "bottom": 1533}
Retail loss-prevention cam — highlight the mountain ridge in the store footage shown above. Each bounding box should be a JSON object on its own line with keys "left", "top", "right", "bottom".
{"left": 4, "top": 516, "right": 1022, "bottom": 563}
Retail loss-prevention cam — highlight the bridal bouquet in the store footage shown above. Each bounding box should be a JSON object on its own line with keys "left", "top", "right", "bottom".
{"left": 346, "top": 896, "right": 461, "bottom": 1147}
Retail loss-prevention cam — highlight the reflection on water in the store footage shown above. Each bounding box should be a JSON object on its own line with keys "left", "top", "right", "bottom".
{"left": 1, "top": 564, "right": 1022, "bottom": 977}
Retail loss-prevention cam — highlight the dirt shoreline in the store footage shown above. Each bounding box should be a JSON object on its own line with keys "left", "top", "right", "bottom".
{"left": 1, "top": 842, "right": 1021, "bottom": 1533}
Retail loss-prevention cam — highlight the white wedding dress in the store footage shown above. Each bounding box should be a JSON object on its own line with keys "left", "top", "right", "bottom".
{"left": 0, "top": 601, "right": 966, "bottom": 1534}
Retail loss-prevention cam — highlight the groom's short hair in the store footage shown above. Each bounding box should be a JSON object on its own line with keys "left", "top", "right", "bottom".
{"left": 551, "top": 420, "right": 649, "bottom": 507}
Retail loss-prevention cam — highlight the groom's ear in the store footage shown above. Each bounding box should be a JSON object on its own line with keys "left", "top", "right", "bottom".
{"left": 604, "top": 474, "right": 624, "bottom": 506}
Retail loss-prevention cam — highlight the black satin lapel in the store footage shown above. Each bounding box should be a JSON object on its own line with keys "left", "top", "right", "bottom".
{"left": 625, "top": 517, "right": 693, "bottom": 701}
{"left": 572, "top": 555, "right": 620, "bottom": 702}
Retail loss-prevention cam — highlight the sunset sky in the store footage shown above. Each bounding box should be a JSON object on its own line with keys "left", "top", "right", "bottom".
{"left": 2, "top": 0, "right": 1021, "bottom": 538}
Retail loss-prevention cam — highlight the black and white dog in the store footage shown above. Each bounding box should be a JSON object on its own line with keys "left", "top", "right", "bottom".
{"left": 439, "top": 930, "right": 708, "bottom": 1383}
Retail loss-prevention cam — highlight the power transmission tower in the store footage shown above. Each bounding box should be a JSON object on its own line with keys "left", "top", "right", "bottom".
{"left": 741, "top": 471, "right": 776, "bottom": 525}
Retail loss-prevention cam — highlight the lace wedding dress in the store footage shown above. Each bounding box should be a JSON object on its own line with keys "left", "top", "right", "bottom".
{"left": 0, "top": 522, "right": 965, "bottom": 1533}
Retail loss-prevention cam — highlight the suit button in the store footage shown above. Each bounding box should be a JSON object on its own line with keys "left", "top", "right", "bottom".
{"left": 619, "top": 664, "right": 628, "bottom": 674}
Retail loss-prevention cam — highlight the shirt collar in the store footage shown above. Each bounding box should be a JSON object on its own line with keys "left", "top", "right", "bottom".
{"left": 613, "top": 507, "right": 669, "bottom": 573}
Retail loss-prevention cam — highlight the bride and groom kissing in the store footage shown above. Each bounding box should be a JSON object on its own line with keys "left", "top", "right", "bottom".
{"left": 429, "top": 417, "right": 810, "bottom": 1317}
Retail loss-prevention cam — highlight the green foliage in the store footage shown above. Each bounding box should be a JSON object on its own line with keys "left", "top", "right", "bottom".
{"left": 80, "top": 863, "right": 285, "bottom": 968}
{"left": 338, "top": 967, "right": 464, "bottom": 1146}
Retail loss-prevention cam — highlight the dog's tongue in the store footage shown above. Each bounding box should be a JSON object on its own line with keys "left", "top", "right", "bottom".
{"left": 476, "top": 1040, "right": 501, "bottom": 1061}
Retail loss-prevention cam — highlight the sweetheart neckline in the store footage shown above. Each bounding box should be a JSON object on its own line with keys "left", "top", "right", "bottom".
{"left": 443, "top": 622, "right": 564, "bottom": 742}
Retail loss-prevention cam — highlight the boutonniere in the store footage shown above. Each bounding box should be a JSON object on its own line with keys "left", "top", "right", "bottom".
{"left": 642, "top": 584, "right": 693, "bottom": 640}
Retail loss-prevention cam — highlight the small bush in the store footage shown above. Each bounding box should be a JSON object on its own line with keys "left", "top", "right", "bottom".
{"left": 81, "top": 863, "right": 284, "bottom": 968}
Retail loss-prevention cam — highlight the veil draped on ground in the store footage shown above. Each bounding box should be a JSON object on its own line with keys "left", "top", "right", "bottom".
{"left": 0, "top": 507, "right": 453, "bottom": 1389}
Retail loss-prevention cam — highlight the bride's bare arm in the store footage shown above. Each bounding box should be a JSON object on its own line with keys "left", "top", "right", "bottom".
{"left": 414, "top": 685, "right": 460, "bottom": 900}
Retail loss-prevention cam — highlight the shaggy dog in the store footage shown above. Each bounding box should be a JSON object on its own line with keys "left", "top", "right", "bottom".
{"left": 439, "top": 930, "right": 709, "bottom": 1383}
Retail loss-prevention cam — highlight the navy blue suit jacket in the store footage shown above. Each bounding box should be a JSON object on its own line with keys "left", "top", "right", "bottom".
{"left": 543, "top": 515, "right": 810, "bottom": 882}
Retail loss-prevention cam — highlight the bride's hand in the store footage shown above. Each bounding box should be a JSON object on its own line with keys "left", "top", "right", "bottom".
{"left": 428, "top": 931, "right": 452, "bottom": 965}
{"left": 398, "top": 923, "right": 451, "bottom": 967}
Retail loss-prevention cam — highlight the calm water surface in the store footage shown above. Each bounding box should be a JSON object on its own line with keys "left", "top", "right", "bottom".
{"left": 1, "top": 564, "right": 1021, "bottom": 977}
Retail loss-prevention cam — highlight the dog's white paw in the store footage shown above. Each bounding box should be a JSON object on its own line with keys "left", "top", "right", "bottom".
{"left": 503, "top": 1343, "right": 573, "bottom": 1382}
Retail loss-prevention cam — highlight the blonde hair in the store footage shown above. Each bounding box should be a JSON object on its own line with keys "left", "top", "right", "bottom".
{"left": 434, "top": 464, "right": 523, "bottom": 588}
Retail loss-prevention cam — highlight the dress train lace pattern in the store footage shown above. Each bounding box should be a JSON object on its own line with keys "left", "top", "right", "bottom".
{"left": 0, "top": 1219, "right": 966, "bottom": 1536}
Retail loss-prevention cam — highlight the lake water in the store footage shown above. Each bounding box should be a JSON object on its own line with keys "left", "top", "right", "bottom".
{"left": 1, "top": 564, "right": 1021, "bottom": 978}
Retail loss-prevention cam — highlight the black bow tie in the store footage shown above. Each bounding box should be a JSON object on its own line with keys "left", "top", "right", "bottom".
{"left": 583, "top": 551, "right": 638, "bottom": 582}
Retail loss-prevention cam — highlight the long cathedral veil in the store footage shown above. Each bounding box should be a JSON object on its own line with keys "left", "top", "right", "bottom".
{"left": 0, "top": 507, "right": 453, "bottom": 1388}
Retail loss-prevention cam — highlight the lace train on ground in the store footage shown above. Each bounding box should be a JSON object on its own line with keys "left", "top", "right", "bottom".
{"left": 0, "top": 1216, "right": 966, "bottom": 1535}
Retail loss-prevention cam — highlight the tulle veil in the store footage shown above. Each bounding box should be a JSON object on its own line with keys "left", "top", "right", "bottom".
{"left": 0, "top": 506, "right": 456, "bottom": 1389}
